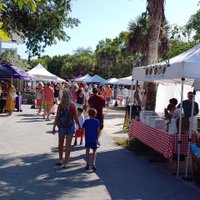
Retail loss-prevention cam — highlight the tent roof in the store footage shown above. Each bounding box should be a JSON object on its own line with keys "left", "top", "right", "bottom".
{"left": 84, "top": 74, "right": 106, "bottom": 83}
{"left": 117, "top": 76, "right": 134, "bottom": 85}
{"left": 56, "top": 76, "right": 66, "bottom": 83}
{"left": 133, "top": 43, "right": 200, "bottom": 83}
{"left": 75, "top": 74, "right": 91, "bottom": 82}
{"left": 0, "top": 61, "right": 35, "bottom": 80}
{"left": 28, "top": 63, "right": 57, "bottom": 81}
{"left": 104, "top": 78, "right": 118, "bottom": 84}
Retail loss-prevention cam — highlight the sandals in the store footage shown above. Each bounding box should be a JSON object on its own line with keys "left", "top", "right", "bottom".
{"left": 92, "top": 164, "right": 97, "bottom": 171}
{"left": 85, "top": 164, "right": 90, "bottom": 170}
{"left": 55, "top": 160, "right": 63, "bottom": 166}
{"left": 62, "top": 164, "right": 69, "bottom": 169}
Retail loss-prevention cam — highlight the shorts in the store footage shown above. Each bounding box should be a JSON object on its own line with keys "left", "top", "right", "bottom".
{"left": 45, "top": 100, "right": 53, "bottom": 109}
{"left": 96, "top": 115, "right": 104, "bottom": 130}
{"left": 85, "top": 142, "right": 97, "bottom": 150}
{"left": 37, "top": 99, "right": 43, "bottom": 107}
{"left": 75, "top": 129, "right": 84, "bottom": 137}
{"left": 58, "top": 123, "right": 75, "bottom": 136}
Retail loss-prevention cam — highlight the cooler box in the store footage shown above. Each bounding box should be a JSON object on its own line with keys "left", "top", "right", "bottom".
{"left": 150, "top": 118, "right": 165, "bottom": 129}
{"left": 140, "top": 111, "right": 158, "bottom": 124}
{"left": 146, "top": 116, "right": 161, "bottom": 126}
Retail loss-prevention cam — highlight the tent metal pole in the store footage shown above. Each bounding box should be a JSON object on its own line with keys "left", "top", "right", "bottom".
{"left": 184, "top": 90, "right": 195, "bottom": 178}
{"left": 129, "top": 79, "right": 134, "bottom": 122}
{"left": 129, "top": 72, "right": 135, "bottom": 123}
{"left": 176, "top": 78, "right": 185, "bottom": 177}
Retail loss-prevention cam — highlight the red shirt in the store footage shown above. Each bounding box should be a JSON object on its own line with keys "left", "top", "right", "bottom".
{"left": 88, "top": 94, "right": 105, "bottom": 117}
{"left": 43, "top": 86, "right": 54, "bottom": 101}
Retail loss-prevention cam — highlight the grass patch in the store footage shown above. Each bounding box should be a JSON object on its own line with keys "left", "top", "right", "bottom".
{"left": 114, "top": 137, "right": 168, "bottom": 162}
{"left": 114, "top": 137, "right": 151, "bottom": 153}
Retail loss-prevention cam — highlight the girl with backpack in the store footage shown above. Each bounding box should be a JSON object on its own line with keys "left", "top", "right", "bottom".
{"left": 52, "top": 89, "right": 81, "bottom": 168}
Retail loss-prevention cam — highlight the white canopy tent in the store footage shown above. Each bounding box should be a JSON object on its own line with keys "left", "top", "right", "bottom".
{"left": 28, "top": 63, "right": 57, "bottom": 82}
{"left": 56, "top": 76, "right": 66, "bottom": 83}
{"left": 104, "top": 77, "right": 118, "bottom": 85}
{"left": 117, "top": 76, "right": 133, "bottom": 85}
{"left": 133, "top": 43, "right": 200, "bottom": 82}
{"left": 111, "top": 76, "right": 143, "bottom": 86}
{"left": 132, "top": 43, "right": 200, "bottom": 178}
{"left": 75, "top": 74, "right": 91, "bottom": 82}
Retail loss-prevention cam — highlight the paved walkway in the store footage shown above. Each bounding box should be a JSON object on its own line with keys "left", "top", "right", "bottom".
{"left": 0, "top": 105, "right": 200, "bottom": 200}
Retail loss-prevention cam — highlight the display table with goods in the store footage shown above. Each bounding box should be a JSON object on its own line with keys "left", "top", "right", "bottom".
{"left": 129, "top": 119, "right": 197, "bottom": 160}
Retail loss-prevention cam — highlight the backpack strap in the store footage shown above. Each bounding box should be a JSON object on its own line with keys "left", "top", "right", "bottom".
{"left": 57, "top": 103, "right": 75, "bottom": 118}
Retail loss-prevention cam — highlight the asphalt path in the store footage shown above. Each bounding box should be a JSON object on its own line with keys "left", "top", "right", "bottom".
{"left": 0, "top": 105, "right": 200, "bottom": 200}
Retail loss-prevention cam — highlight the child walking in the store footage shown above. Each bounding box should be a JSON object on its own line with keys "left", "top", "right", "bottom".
{"left": 82, "top": 108, "right": 100, "bottom": 171}
{"left": 74, "top": 107, "right": 85, "bottom": 145}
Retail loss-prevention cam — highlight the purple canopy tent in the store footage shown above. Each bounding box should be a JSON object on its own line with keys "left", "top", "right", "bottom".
{"left": 0, "top": 61, "right": 35, "bottom": 80}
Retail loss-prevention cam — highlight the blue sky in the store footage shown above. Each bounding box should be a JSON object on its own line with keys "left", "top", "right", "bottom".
{"left": 3, "top": 0, "right": 200, "bottom": 59}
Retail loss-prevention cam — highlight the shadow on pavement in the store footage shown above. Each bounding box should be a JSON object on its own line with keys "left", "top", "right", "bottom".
{"left": 1, "top": 148, "right": 200, "bottom": 199}
{"left": 0, "top": 153, "right": 101, "bottom": 200}
{"left": 104, "top": 114, "right": 125, "bottom": 120}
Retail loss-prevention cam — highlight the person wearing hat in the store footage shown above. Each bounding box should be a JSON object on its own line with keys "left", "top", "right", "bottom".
{"left": 88, "top": 87, "right": 105, "bottom": 144}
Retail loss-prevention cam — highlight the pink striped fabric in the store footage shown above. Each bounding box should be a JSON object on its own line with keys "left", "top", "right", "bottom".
{"left": 128, "top": 120, "right": 197, "bottom": 160}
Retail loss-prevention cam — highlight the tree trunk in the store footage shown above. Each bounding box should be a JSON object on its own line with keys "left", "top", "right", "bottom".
{"left": 145, "top": 0, "right": 164, "bottom": 111}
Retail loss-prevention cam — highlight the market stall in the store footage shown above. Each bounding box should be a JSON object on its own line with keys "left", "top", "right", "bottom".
{"left": 132, "top": 43, "right": 200, "bottom": 177}
{"left": 129, "top": 120, "right": 197, "bottom": 160}
{"left": 0, "top": 61, "right": 36, "bottom": 110}
{"left": 27, "top": 63, "right": 57, "bottom": 82}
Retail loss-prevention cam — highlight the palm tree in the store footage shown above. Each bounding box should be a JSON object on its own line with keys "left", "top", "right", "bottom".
{"left": 145, "top": 0, "right": 165, "bottom": 111}
{"left": 147, "top": 0, "right": 165, "bottom": 64}
{"left": 128, "top": 11, "right": 169, "bottom": 64}
{"left": 127, "top": 14, "right": 149, "bottom": 66}
{"left": 128, "top": 1, "right": 166, "bottom": 110}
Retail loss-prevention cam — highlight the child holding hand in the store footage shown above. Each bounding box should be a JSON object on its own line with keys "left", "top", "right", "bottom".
{"left": 82, "top": 108, "right": 100, "bottom": 171}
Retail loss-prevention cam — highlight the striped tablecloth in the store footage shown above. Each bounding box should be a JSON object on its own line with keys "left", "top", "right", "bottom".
{"left": 128, "top": 120, "right": 197, "bottom": 160}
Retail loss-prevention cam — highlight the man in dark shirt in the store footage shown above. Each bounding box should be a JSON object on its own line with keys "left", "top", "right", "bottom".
{"left": 88, "top": 87, "right": 105, "bottom": 130}
{"left": 177, "top": 91, "right": 199, "bottom": 117}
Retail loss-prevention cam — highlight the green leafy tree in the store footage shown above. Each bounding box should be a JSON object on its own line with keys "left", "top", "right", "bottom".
{"left": 185, "top": 9, "right": 200, "bottom": 42}
{"left": 163, "top": 40, "right": 197, "bottom": 60}
{"left": 0, "top": 50, "right": 31, "bottom": 70}
{"left": 128, "top": 12, "right": 169, "bottom": 75}
{"left": 46, "top": 55, "right": 66, "bottom": 77}
{"left": 95, "top": 38, "right": 121, "bottom": 78}
{"left": 73, "top": 47, "right": 94, "bottom": 56}
{"left": 127, "top": 14, "right": 150, "bottom": 66}
{"left": 0, "top": 0, "right": 41, "bottom": 41}
{"left": 60, "top": 52, "right": 96, "bottom": 79}
{"left": 2, "top": 0, "right": 80, "bottom": 58}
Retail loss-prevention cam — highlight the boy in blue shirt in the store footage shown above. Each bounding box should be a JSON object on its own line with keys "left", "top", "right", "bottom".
{"left": 82, "top": 108, "right": 100, "bottom": 171}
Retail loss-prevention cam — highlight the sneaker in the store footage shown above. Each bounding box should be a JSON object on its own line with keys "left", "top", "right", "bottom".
{"left": 85, "top": 164, "right": 90, "bottom": 170}
{"left": 55, "top": 160, "right": 63, "bottom": 166}
{"left": 92, "top": 164, "right": 97, "bottom": 171}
